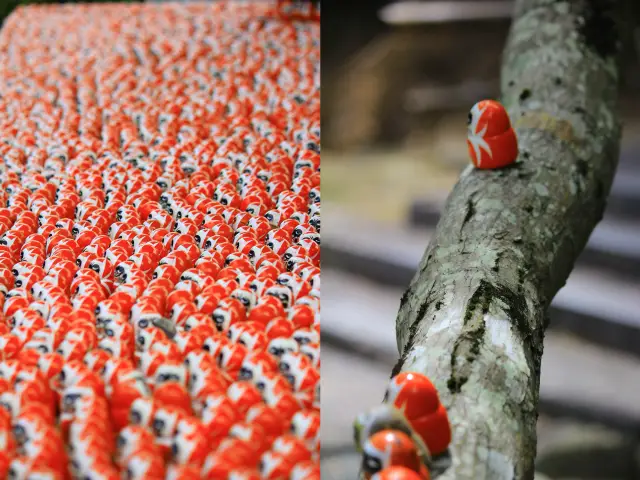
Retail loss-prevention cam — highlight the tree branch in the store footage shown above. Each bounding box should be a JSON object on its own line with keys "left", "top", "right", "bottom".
{"left": 391, "top": 1, "right": 629, "bottom": 478}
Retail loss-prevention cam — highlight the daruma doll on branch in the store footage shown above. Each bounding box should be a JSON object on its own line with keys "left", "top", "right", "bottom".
{"left": 467, "top": 100, "right": 519, "bottom": 169}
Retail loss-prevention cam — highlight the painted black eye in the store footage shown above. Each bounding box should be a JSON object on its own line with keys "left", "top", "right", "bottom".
{"left": 130, "top": 410, "right": 142, "bottom": 424}
{"left": 362, "top": 453, "right": 383, "bottom": 475}
{"left": 12, "top": 424, "right": 26, "bottom": 443}
{"left": 467, "top": 112, "right": 472, "bottom": 125}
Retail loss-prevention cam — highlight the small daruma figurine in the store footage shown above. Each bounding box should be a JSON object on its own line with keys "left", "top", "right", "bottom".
{"left": 467, "top": 100, "right": 518, "bottom": 169}
{"left": 372, "top": 466, "right": 425, "bottom": 480}
{"left": 386, "top": 372, "right": 451, "bottom": 459}
{"left": 361, "top": 429, "right": 430, "bottom": 480}
{"left": 353, "top": 404, "right": 431, "bottom": 466}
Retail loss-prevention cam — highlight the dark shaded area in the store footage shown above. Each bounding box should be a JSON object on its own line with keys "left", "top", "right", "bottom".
{"left": 321, "top": 0, "right": 389, "bottom": 81}
{"left": 577, "top": 0, "right": 619, "bottom": 58}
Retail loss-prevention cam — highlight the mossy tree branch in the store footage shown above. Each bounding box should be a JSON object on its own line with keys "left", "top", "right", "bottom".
{"left": 391, "top": 1, "right": 630, "bottom": 478}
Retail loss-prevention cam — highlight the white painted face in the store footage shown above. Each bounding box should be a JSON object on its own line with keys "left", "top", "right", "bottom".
{"left": 230, "top": 288, "right": 256, "bottom": 310}
{"left": 362, "top": 433, "right": 395, "bottom": 475}
{"left": 296, "top": 294, "right": 320, "bottom": 311}
{"left": 290, "top": 463, "right": 317, "bottom": 480}
{"left": 268, "top": 337, "right": 299, "bottom": 358}
{"left": 98, "top": 336, "right": 122, "bottom": 357}
{"left": 226, "top": 382, "right": 248, "bottom": 403}
{"left": 292, "top": 329, "right": 318, "bottom": 346}
{"left": 172, "top": 420, "right": 199, "bottom": 464}
{"left": 27, "top": 300, "right": 49, "bottom": 319}
{"left": 154, "top": 364, "right": 187, "bottom": 386}
{"left": 291, "top": 410, "right": 317, "bottom": 440}
{"left": 467, "top": 102, "right": 493, "bottom": 166}
{"left": 127, "top": 454, "right": 152, "bottom": 478}
{"left": 69, "top": 435, "right": 100, "bottom": 472}
{"left": 229, "top": 423, "right": 252, "bottom": 442}
{"left": 57, "top": 338, "right": 82, "bottom": 359}
{"left": 7, "top": 458, "right": 30, "bottom": 480}
{"left": 201, "top": 394, "right": 227, "bottom": 420}
{"left": 116, "top": 426, "right": 142, "bottom": 461}
{"left": 279, "top": 352, "right": 308, "bottom": 390}
{"left": 164, "top": 466, "right": 184, "bottom": 480}
{"left": 12, "top": 415, "right": 40, "bottom": 446}
{"left": 0, "top": 392, "right": 17, "bottom": 418}
{"left": 129, "top": 398, "right": 154, "bottom": 427}
{"left": 61, "top": 386, "right": 94, "bottom": 416}
{"left": 28, "top": 472, "right": 60, "bottom": 480}
{"left": 259, "top": 451, "right": 286, "bottom": 478}
{"left": 153, "top": 407, "right": 181, "bottom": 439}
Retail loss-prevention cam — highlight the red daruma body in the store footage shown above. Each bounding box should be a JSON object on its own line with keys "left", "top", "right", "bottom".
{"left": 467, "top": 100, "right": 518, "bottom": 169}
{"left": 386, "top": 372, "right": 451, "bottom": 458}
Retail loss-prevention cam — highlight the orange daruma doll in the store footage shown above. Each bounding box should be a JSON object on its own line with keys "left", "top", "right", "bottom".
{"left": 362, "top": 429, "right": 430, "bottom": 480}
{"left": 467, "top": 100, "right": 518, "bottom": 169}
{"left": 386, "top": 372, "right": 451, "bottom": 458}
{"left": 372, "top": 466, "right": 426, "bottom": 480}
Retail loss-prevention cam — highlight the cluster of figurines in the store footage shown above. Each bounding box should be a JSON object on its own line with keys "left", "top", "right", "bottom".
{"left": 276, "top": 0, "right": 320, "bottom": 21}
{"left": 353, "top": 372, "right": 452, "bottom": 479}
{"left": 0, "top": 1, "right": 320, "bottom": 479}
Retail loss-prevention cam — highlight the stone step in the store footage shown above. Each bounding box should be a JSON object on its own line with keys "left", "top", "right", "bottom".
{"left": 323, "top": 209, "right": 640, "bottom": 356}
{"left": 322, "top": 268, "right": 640, "bottom": 435}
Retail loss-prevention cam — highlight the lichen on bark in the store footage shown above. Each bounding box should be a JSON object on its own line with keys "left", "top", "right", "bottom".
{"left": 391, "top": 0, "right": 628, "bottom": 478}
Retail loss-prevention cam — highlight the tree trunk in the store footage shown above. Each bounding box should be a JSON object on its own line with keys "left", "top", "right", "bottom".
{"left": 391, "top": 1, "right": 629, "bottom": 478}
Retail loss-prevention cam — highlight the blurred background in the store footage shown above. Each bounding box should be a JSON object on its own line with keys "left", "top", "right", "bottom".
{"left": 0, "top": 0, "right": 141, "bottom": 26}
{"left": 321, "top": 1, "right": 640, "bottom": 479}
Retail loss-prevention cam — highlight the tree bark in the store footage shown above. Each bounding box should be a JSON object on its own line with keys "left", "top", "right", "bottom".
{"left": 391, "top": 1, "right": 628, "bottom": 478}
